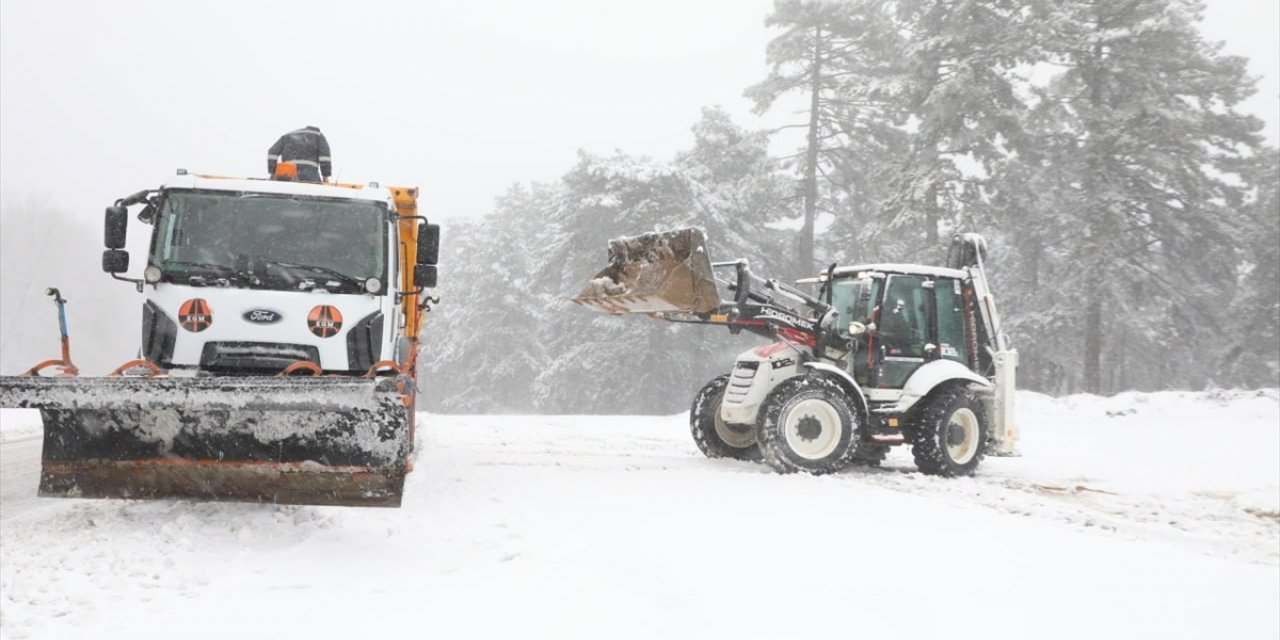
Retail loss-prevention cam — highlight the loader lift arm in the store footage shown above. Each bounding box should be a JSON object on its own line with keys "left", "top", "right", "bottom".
{"left": 656, "top": 259, "right": 840, "bottom": 354}
{"left": 571, "top": 228, "right": 845, "bottom": 357}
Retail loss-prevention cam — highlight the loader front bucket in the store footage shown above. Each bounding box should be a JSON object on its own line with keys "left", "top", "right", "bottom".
{"left": 0, "top": 375, "right": 412, "bottom": 507}
{"left": 572, "top": 227, "right": 721, "bottom": 314}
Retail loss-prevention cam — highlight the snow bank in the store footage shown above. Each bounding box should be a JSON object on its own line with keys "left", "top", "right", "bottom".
{"left": 0, "top": 408, "right": 40, "bottom": 444}
{"left": 1, "top": 391, "right": 1276, "bottom": 639}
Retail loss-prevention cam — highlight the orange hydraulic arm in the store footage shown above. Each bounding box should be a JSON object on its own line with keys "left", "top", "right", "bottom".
{"left": 389, "top": 186, "right": 426, "bottom": 345}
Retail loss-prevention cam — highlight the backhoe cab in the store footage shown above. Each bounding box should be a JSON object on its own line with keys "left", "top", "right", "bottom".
{"left": 574, "top": 228, "right": 1018, "bottom": 476}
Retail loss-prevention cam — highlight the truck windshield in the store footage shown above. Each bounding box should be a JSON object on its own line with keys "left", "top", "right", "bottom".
{"left": 152, "top": 191, "right": 387, "bottom": 292}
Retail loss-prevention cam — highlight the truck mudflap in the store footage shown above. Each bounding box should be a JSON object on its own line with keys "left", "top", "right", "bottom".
{"left": 0, "top": 375, "right": 411, "bottom": 507}
{"left": 572, "top": 227, "right": 721, "bottom": 315}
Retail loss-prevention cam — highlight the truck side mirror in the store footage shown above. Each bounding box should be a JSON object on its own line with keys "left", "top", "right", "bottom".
{"left": 414, "top": 264, "right": 438, "bottom": 289}
{"left": 102, "top": 249, "right": 130, "bottom": 274}
{"left": 417, "top": 223, "right": 440, "bottom": 266}
{"left": 105, "top": 206, "right": 128, "bottom": 249}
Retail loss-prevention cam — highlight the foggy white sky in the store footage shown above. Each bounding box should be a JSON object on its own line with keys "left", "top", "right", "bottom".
{"left": 1, "top": 0, "right": 1277, "bottom": 225}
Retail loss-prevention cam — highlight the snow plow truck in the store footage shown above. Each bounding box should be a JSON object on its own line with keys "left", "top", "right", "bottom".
{"left": 0, "top": 169, "right": 440, "bottom": 507}
{"left": 574, "top": 228, "right": 1018, "bottom": 476}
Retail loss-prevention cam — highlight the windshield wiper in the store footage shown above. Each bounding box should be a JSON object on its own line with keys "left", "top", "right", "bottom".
{"left": 164, "top": 260, "right": 236, "bottom": 273}
{"left": 162, "top": 262, "right": 257, "bottom": 288}
{"left": 262, "top": 261, "right": 363, "bottom": 291}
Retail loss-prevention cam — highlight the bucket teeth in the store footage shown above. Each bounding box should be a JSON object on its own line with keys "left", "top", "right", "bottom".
{"left": 572, "top": 227, "right": 720, "bottom": 314}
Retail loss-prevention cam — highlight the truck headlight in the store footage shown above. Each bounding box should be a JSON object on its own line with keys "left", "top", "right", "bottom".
{"left": 364, "top": 277, "right": 382, "bottom": 294}
{"left": 144, "top": 265, "right": 162, "bottom": 284}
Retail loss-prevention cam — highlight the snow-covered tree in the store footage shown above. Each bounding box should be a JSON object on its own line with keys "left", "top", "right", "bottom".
{"left": 748, "top": 0, "right": 904, "bottom": 276}
{"left": 1031, "top": 0, "right": 1265, "bottom": 393}
{"left": 419, "top": 183, "right": 560, "bottom": 412}
{"left": 1217, "top": 148, "right": 1280, "bottom": 386}
{"left": 876, "top": 0, "right": 1042, "bottom": 259}
{"left": 534, "top": 111, "right": 794, "bottom": 412}
{"left": 422, "top": 110, "right": 793, "bottom": 414}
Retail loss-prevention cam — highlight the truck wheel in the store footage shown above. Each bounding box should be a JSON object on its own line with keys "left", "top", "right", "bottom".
{"left": 756, "top": 375, "right": 859, "bottom": 474}
{"left": 907, "top": 384, "right": 988, "bottom": 477}
{"left": 690, "top": 374, "right": 761, "bottom": 461}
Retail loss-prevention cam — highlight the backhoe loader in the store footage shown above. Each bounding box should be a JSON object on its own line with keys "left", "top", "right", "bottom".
{"left": 574, "top": 228, "right": 1017, "bottom": 476}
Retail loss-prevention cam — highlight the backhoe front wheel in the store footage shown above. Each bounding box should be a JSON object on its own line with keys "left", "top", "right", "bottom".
{"left": 690, "top": 374, "right": 761, "bottom": 461}
{"left": 756, "top": 376, "right": 860, "bottom": 474}
{"left": 907, "top": 384, "right": 989, "bottom": 477}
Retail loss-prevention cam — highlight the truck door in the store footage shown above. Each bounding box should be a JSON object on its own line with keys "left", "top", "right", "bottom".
{"left": 876, "top": 274, "right": 930, "bottom": 388}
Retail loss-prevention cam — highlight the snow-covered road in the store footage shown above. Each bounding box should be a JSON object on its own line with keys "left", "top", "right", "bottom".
{"left": 0, "top": 434, "right": 40, "bottom": 523}
{"left": 2, "top": 390, "right": 1278, "bottom": 639}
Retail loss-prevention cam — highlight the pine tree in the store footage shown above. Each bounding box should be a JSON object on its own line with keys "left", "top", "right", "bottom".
{"left": 748, "top": 0, "right": 903, "bottom": 277}
{"left": 426, "top": 109, "right": 798, "bottom": 414}
{"left": 534, "top": 111, "right": 794, "bottom": 413}
{"left": 880, "top": 0, "right": 1042, "bottom": 259}
{"left": 1034, "top": 0, "right": 1264, "bottom": 392}
{"left": 418, "top": 184, "right": 558, "bottom": 412}
{"left": 1217, "top": 147, "right": 1280, "bottom": 386}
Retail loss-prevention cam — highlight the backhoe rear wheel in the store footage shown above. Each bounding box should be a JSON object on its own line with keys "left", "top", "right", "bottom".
{"left": 756, "top": 375, "right": 860, "bottom": 474}
{"left": 907, "top": 384, "right": 988, "bottom": 477}
{"left": 690, "top": 374, "right": 761, "bottom": 461}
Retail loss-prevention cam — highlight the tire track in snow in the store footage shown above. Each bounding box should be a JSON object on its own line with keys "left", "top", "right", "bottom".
{"left": 424, "top": 417, "right": 1278, "bottom": 564}
{"left": 839, "top": 458, "right": 1280, "bottom": 565}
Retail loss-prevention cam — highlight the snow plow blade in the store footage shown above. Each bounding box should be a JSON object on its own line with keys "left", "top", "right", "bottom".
{"left": 572, "top": 227, "right": 721, "bottom": 314}
{"left": 0, "top": 375, "right": 411, "bottom": 507}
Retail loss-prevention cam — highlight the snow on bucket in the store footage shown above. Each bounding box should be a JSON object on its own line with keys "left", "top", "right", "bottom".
{"left": 572, "top": 227, "right": 721, "bottom": 315}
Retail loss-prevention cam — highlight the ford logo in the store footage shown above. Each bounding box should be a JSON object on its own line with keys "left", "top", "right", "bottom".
{"left": 243, "top": 309, "right": 282, "bottom": 324}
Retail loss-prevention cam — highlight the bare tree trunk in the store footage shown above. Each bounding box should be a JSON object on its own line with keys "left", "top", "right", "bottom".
{"left": 925, "top": 182, "right": 939, "bottom": 247}
{"left": 799, "top": 26, "right": 822, "bottom": 277}
{"left": 1082, "top": 34, "right": 1105, "bottom": 394}
{"left": 1084, "top": 293, "right": 1103, "bottom": 393}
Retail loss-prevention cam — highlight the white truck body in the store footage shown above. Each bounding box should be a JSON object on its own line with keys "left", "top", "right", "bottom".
{"left": 139, "top": 175, "right": 407, "bottom": 373}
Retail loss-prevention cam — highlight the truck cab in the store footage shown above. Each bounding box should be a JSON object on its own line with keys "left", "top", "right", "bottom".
{"left": 102, "top": 171, "right": 438, "bottom": 375}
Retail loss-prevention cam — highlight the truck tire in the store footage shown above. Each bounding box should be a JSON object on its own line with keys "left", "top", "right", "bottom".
{"left": 755, "top": 375, "right": 860, "bottom": 474}
{"left": 690, "top": 374, "right": 761, "bottom": 461}
{"left": 906, "top": 384, "right": 988, "bottom": 476}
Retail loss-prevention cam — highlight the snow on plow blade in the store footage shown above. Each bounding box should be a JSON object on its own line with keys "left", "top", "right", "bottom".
{"left": 572, "top": 227, "right": 721, "bottom": 314}
{"left": 0, "top": 376, "right": 410, "bottom": 507}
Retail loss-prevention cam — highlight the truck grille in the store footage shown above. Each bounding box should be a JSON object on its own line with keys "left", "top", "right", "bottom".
{"left": 724, "top": 364, "right": 758, "bottom": 405}
{"left": 199, "top": 342, "right": 321, "bottom": 374}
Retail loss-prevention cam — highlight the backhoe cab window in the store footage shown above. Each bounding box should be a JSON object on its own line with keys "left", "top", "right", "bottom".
{"left": 829, "top": 278, "right": 879, "bottom": 335}
{"left": 879, "top": 275, "right": 928, "bottom": 358}
{"left": 935, "top": 278, "right": 970, "bottom": 365}
{"left": 154, "top": 192, "right": 387, "bottom": 292}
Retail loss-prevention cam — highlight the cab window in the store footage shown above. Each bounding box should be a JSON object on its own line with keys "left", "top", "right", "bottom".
{"left": 879, "top": 275, "right": 928, "bottom": 357}
{"left": 935, "top": 278, "right": 970, "bottom": 365}
{"left": 828, "top": 277, "right": 879, "bottom": 335}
